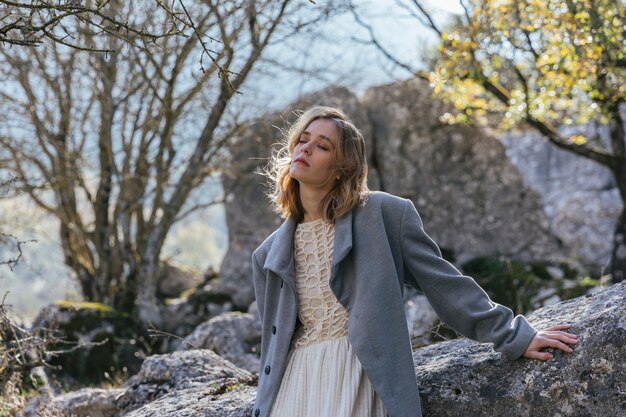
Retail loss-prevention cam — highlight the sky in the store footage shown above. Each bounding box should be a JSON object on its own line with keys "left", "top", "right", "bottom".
{"left": 252, "top": 0, "right": 464, "bottom": 112}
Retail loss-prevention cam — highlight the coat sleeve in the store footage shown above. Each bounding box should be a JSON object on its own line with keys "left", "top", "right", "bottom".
{"left": 399, "top": 198, "right": 537, "bottom": 360}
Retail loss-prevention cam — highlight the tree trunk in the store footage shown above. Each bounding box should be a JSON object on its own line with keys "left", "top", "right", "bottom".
{"left": 608, "top": 101, "right": 626, "bottom": 283}
{"left": 611, "top": 207, "right": 626, "bottom": 283}
{"left": 135, "top": 228, "right": 164, "bottom": 328}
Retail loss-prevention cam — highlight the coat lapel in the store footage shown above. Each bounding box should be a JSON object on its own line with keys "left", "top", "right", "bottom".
{"left": 332, "top": 209, "right": 353, "bottom": 272}
{"left": 263, "top": 210, "right": 354, "bottom": 287}
{"left": 263, "top": 217, "right": 297, "bottom": 286}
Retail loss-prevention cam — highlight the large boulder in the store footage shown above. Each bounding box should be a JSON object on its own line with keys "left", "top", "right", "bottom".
{"left": 116, "top": 350, "right": 254, "bottom": 415}
{"left": 177, "top": 312, "right": 262, "bottom": 373}
{"left": 413, "top": 281, "right": 626, "bottom": 416}
{"left": 499, "top": 126, "right": 622, "bottom": 272}
{"left": 362, "top": 78, "right": 565, "bottom": 265}
{"left": 219, "top": 80, "right": 574, "bottom": 310}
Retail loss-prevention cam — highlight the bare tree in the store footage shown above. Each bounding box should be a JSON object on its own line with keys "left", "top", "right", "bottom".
{"left": 0, "top": 0, "right": 191, "bottom": 51}
{"left": 0, "top": 0, "right": 343, "bottom": 326}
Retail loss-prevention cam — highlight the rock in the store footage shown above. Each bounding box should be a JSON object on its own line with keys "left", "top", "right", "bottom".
{"left": 159, "top": 280, "right": 234, "bottom": 342}
{"left": 31, "top": 301, "right": 151, "bottom": 385}
{"left": 124, "top": 385, "right": 255, "bottom": 417}
{"left": 552, "top": 189, "right": 621, "bottom": 270}
{"left": 117, "top": 349, "right": 255, "bottom": 415}
{"left": 157, "top": 261, "right": 203, "bottom": 299}
{"left": 499, "top": 126, "right": 622, "bottom": 272}
{"left": 404, "top": 289, "right": 438, "bottom": 346}
{"left": 21, "top": 388, "right": 125, "bottom": 417}
{"left": 413, "top": 281, "right": 626, "bottom": 416}
{"left": 362, "top": 78, "right": 566, "bottom": 265}
{"left": 22, "top": 350, "right": 255, "bottom": 417}
{"left": 219, "top": 80, "right": 576, "bottom": 309}
{"left": 177, "top": 312, "right": 262, "bottom": 373}
{"left": 216, "top": 117, "right": 288, "bottom": 310}
{"left": 29, "top": 283, "right": 625, "bottom": 417}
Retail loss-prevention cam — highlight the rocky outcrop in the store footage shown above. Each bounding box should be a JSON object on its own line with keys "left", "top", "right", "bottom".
{"left": 177, "top": 312, "right": 261, "bottom": 373}
{"left": 22, "top": 350, "right": 255, "bottom": 417}
{"left": 499, "top": 127, "right": 622, "bottom": 271}
{"left": 362, "top": 79, "right": 565, "bottom": 265}
{"left": 23, "top": 282, "right": 626, "bottom": 417}
{"left": 219, "top": 80, "right": 570, "bottom": 308}
{"left": 413, "top": 281, "right": 626, "bottom": 416}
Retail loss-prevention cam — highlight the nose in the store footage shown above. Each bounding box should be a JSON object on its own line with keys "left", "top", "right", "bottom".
{"left": 301, "top": 142, "right": 312, "bottom": 154}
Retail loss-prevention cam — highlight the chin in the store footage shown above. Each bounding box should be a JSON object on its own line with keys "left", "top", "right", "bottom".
{"left": 289, "top": 167, "right": 303, "bottom": 181}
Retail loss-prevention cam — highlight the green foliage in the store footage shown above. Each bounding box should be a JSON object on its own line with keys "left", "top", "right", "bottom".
{"left": 54, "top": 300, "right": 116, "bottom": 315}
{"left": 462, "top": 256, "right": 543, "bottom": 314}
{"left": 429, "top": 0, "right": 625, "bottom": 130}
{"left": 460, "top": 256, "right": 595, "bottom": 315}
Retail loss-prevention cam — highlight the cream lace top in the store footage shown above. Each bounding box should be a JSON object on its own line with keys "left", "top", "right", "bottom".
{"left": 269, "top": 218, "right": 388, "bottom": 417}
{"left": 291, "top": 218, "right": 348, "bottom": 349}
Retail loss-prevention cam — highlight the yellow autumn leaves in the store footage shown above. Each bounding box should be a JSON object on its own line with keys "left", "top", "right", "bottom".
{"left": 429, "top": 0, "right": 624, "bottom": 131}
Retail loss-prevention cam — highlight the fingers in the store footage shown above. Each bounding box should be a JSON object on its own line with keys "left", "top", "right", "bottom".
{"left": 544, "top": 338, "right": 574, "bottom": 353}
{"left": 544, "top": 331, "right": 578, "bottom": 345}
{"left": 523, "top": 324, "right": 580, "bottom": 361}
{"left": 523, "top": 350, "right": 554, "bottom": 361}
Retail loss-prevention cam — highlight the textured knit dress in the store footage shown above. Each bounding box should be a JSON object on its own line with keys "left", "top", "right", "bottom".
{"left": 269, "top": 218, "right": 388, "bottom": 417}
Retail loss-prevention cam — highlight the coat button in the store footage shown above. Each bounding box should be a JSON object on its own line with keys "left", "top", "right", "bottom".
{"left": 264, "top": 365, "right": 271, "bottom": 374}
{"left": 254, "top": 409, "right": 260, "bottom": 417}
{"left": 272, "top": 325, "right": 276, "bottom": 334}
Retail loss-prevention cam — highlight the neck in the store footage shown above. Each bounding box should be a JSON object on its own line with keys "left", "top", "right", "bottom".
{"left": 299, "top": 185, "right": 328, "bottom": 222}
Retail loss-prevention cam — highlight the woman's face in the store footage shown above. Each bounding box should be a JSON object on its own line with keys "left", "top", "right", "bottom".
{"left": 290, "top": 118, "right": 339, "bottom": 193}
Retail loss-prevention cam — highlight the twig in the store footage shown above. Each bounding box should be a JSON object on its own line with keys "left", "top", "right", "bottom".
{"left": 0, "top": 232, "right": 36, "bottom": 271}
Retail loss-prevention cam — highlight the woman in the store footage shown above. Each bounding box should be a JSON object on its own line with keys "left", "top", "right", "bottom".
{"left": 251, "top": 106, "right": 578, "bottom": 417}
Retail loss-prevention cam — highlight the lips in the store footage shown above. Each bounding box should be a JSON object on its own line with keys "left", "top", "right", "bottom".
{"left": 293, "top": 157, "right": 309, "bottom": 167}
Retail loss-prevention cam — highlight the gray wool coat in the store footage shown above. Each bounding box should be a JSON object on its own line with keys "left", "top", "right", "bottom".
{"left": 251, "top": 191, "right": 537, "bottom": 417}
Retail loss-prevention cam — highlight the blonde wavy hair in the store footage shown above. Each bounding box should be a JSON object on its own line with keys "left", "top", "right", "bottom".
{"left": 264, "top": 106, "right": 369, "bottom": 222}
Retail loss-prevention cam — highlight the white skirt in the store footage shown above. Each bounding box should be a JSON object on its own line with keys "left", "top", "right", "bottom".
{"left": 269, "top": 336, "right": 387, "bottom": 417}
